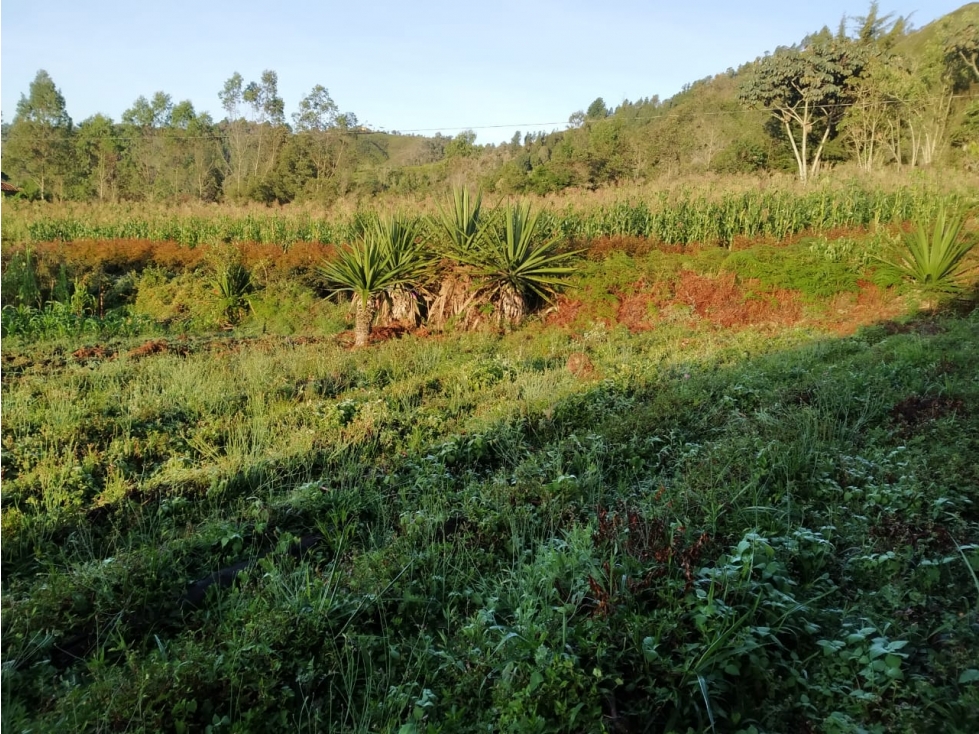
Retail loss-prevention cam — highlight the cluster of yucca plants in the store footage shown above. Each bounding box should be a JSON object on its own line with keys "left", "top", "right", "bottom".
{"left": 317, "top": 189, "right": 581, "bottom": 345}
{"left": 447, "top": 198, "right": 579, "bottom": 325}
{"left": 318, "top": 214, "right": 431, "bottom": 346}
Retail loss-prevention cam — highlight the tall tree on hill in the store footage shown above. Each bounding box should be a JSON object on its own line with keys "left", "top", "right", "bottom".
{"left": 244, "top": 70, "right": 287, "bottom": 183}
{"left": 168, "top": 101, "right": 223, "bottom": 201}
{"left": 586, "top": 97, "right": 610, "bottom": 120}
{"left": 291, "top": 84, "right": 348, "bottom": 199}
{"left": 120, "top": 91, "right": 174, "bottom": 199}
{"left": 219, "top": 70, "right": 287, "bottom": 200}
{"left": 739, "top": 31, "right": 867, "bottom": 183}
{"left": 3, "top": 70, "right": 73, "bottom": 200}
{"left": 219, "top": 72, "right": 248, "bottom": 199}
{"left": 839, "top": 4, "right": 909, "bottom": 171}
{"left": 75, "top": 114, "right": 120, "bottom": 201}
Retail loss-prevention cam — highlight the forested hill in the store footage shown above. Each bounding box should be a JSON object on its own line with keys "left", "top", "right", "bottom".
{"left": 2, "top": 3, "right": 977, "bottom": 204}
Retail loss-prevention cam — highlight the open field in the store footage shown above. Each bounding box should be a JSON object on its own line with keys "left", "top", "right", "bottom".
{"left": 2, "top": 187, "right": 979, "bottom": 732}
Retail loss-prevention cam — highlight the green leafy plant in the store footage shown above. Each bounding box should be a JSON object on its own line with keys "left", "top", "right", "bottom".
{"left": 449, "top": 201, "right": 581, "bottom": 325}
{"left": 883, "top": 205, "right": 976, "bottom": 295}
{"left": 434, "top": 187, "right": 483, "bottom": 257}
{"left": 213, "top": 261, "right": 253, "bottom": 324}
{"left": 319, "top": 214, "right": 430, "bottom": 345}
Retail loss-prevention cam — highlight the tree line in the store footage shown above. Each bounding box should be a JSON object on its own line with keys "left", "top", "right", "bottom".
{"left": 2, "top": 3, "right": 977, "bottom": 204}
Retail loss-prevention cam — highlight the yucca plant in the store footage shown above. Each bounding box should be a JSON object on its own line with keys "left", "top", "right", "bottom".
{"left": 882, "top": 205, "right": 976, "bottom": 299}
{"left": 318, "top": 214, "right": 430, "bottom": 346}
{"left": 427, "top": 188, "right": 485, "bottom": 328}
{"left": 214, "top": 261, "right": 253, "bottom": 325}
{"left": 451, "top": 201, "right": 581, "bottom": 326}
{"left": 374, "top": 214, "right": 432, "bottom": 326}
{"left": 434, "top": 187, "right": 483, "bottom": 256}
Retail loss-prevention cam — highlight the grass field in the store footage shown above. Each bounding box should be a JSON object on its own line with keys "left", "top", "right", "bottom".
{"left": 2, "top": 193, "right": 979, "bottom": 732}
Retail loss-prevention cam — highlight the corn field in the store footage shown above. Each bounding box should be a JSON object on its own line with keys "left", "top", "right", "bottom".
{"left": 2, "top": 183, "right": 975, "bottom": 249}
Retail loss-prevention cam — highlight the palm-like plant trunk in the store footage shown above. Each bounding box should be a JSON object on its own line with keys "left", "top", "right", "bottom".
{"left": 497, "top": 284, "right": 526, "bottom": 326}
{"left": 388, "top": 285, "right": 420, "bottom": 326}
{"left": 354, "top": 295, "right": 376, "bottom": 347}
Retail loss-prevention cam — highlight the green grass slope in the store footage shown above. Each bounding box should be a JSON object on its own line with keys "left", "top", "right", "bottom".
{"left": 3, "top": 297, "right": 978, "bottom": 731}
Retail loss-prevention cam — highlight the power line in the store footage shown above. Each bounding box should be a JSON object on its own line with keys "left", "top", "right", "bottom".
{"left": 4, "top": 95, "right": 977, "bottom": 143}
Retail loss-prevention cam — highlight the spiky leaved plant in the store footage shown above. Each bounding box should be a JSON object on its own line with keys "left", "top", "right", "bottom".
{"left": 427, "top": 188, "right": 484, "bottom": 327}
{"left": 214, "top": 261, "right": 253, "bottom": 325}
{"left": 319, "top": 214, "right": 429, "bottom": 346}
{"left": 450, "top": 201, "right": 580, "bottom": 326}
{"left": 883, "top": 204, "right": 976, "bottom": 300}
{"left": 435, "top": 187, "right": 483, "bottom": 256}
{"left": 375, "top": 214, "right": 431, "bottom": 326}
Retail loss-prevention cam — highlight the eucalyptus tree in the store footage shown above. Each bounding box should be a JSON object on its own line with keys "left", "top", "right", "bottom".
{"left": 120, "top": 92, "right": 174, "bottom": 198}
{"left": 218, "top": 70, "right": 287, "bottom": 198}
{"left": 74, "top": 114, "right": 120, "bottom": 201}
{"left": 169, "top": 101, "right": 223, "bottom": 201}
{"left": 219, "top": 72, "right": 248, "bottom": 198}
{"left": 244, "top": 70, "right": 286, "bottom": 179}
{"left": 292, "top": 84, "right": 342, "bottom": 197}
{"left": 3, "top": 70, "right": 73, "bottom": 199}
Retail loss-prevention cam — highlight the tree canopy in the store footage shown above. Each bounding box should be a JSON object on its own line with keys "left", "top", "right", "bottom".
{"left": 2, "top": 4, "right": 975, "bottom": 202}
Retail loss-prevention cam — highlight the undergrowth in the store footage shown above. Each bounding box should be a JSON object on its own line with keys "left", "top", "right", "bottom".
{"left": 2, "top": 299, "right": 978, "bottom": 732}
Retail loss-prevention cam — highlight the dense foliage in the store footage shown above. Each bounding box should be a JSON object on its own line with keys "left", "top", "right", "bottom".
{"left": 2, "top": 188, "right": 979, "bottom": 729}
{"left": 2, "top": 5, "right": 977, "bottom": 203}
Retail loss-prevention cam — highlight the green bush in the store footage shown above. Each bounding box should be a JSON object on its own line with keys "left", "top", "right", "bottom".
{"left": 722, "top": 243, "right": 861, "bottom": 299}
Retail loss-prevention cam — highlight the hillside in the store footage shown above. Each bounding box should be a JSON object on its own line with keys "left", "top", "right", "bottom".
{"left": 2, "top": 4, "right": 977, "bottom": 204}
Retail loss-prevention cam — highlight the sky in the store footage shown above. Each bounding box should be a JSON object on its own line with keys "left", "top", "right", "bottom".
{"left": 0, "top": 1, "right": 968, "bottom": 144}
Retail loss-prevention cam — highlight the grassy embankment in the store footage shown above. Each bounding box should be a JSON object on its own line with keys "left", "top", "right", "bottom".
{"left": 2, "top": 178, "right": 979, "bottom": 732}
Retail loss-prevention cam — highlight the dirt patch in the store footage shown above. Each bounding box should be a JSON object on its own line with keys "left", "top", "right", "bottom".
{"left": 370, "top": 324, "right": 411, "bottom": 342}
{"left": 583, "top": 235, "right": 690, "bottom": 260}
{"left": 71, "top": 345, "right": 116, "bottom": 363}
{"left": 870, "top": 514, "right": 955, "bottom": 553}
{"left": 879, "top": 316, "right": 946, "bottom": 337}
{"left": 566, "top": 352, "right": 598, "bottom": 379}
{"left": 616, "top": 294, "right": 656, "bottom": 332}
{"left": 1, "top": 351, "right": 67, "bottom": 375}
{"left": 548, "top": 271, "right": 805, "bottom": 332}
{"left": 334, "top": 323, "right": 413, "bottom": 349}
{"left": 126, "top": 339, "right": 190, "bottom": 360}
{"left": 821, "top": 283, "right": 909, "bottom": 336}
{"left": 544, "top": 297, "right": 588, "bottom": 329}
{"left": 889, "top": 395, "right": 965, "bottom": 436}
{"left": 667, "top": 271, "right": 803, "bottom": 329}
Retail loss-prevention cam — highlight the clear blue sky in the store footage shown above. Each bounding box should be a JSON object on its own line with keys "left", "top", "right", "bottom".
{"left": 1, "top": 1, "right": 967, "bottom": 144}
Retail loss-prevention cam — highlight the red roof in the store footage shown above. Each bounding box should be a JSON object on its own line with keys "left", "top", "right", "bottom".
{"left": 1, "top": 182, "right": 19, "bottom": 193}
